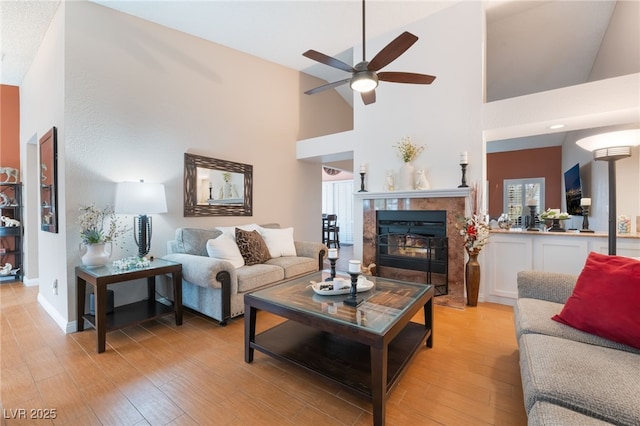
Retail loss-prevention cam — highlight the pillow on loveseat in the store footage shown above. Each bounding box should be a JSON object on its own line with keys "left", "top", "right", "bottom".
{"left": 206, "top": 234, "right": 245, "bottom": 268}
{"left": 552, "top": 251, "right": 640, "bottom": 349}
{"left": 259, "top": 226, "right": 296, "bottom": 257}
{"left": 236, "top": 228, "right": 271, "bottom": 265}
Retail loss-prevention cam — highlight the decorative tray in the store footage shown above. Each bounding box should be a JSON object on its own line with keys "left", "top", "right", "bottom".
{"left": 309, "top": 277, "right": 374, "bottom": 296}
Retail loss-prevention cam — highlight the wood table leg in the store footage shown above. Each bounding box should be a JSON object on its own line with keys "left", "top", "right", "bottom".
{"left": 425, "top": 296, "right": 433, "bottom": 348}
{"left": 76, "top": 277, "right": 86, "bottom": 332}
{"left": 173, "top": 271, "right": 183, "bottom": 325}
{"left": 370, "top": 344, "right": 388, "bottom": 426}
{"left": 244, "top": 305, "right": 257, "bottom": 363}
{"left": 95, "top": 284, "right": 107, "bottom": 353}
{"left": 147, "top": 276, "right": 155, "bottom": 309}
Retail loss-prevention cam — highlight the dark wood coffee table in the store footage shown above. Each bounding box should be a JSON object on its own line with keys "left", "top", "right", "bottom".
{"left": 244, "top": 271, "right": 434, "bottom": 426}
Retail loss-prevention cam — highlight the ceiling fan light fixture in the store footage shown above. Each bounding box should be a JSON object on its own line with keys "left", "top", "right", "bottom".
{"left": 350, "top": 71, "right": 378, "bottom": 93}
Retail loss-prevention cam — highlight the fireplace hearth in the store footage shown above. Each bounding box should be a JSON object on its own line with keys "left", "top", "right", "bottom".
{"left": 376, "top": 210, "right": 448, "bottom": 296}
{"left": 360, "top": 190, "right": 467, "bottom": 308}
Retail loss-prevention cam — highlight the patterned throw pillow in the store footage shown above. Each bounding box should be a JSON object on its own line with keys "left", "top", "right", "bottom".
{"left": 235, "top": 228, "right": 271, "bottom": 265}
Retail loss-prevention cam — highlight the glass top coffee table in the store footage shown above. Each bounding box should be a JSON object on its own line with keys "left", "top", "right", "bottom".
{"left": 244, "top": 271, "right": 434, "bottom": 426}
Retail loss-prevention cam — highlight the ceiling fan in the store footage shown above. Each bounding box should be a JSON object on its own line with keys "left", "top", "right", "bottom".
{"left": 303, "top": 0, "right": 436, "bottom": 105}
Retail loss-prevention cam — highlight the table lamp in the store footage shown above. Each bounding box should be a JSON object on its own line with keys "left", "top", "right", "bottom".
{"left": 115, "top": 180, "right": 167, "bottom": 258}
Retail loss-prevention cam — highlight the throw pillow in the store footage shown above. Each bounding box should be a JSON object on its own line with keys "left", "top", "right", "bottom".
{"left": 216, "top": 223, "right": 260, "bottom": 242}
{"left": 552, "top": 251, "right": 640, "bottom": 349}
{"left": 235, "top": 228, "right": 271, "bottom": 265}
{"left": 205, "top": 234, "right": 245, "bottom": 268}
{"left": 259, "top": 226, "right": 297, "bottom": 257}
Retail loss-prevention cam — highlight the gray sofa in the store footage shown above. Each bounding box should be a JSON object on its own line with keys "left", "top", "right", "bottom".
{"left": 162, "top": 224, "right": 327, "bottom": 325}
{"left": 515, "top": 271, "right": 640, "bottom": 425}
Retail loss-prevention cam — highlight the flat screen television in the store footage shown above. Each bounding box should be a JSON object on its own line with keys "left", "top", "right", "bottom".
{"left": 564, "top": 163, "right": 583, "bottom": 215}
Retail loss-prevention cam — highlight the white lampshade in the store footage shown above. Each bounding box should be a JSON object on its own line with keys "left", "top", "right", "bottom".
{"left": 115, "top": 181, "right": 167, "bottom": 214}
{"left": 576, "top": 129, "right": 640, "bottom": 160}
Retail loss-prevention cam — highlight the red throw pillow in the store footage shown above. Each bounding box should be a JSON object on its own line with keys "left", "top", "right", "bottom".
{"left": 552, "top": 252, "right": 640, "bottom": 349}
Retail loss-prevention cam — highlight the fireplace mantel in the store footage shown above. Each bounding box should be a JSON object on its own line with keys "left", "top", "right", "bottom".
{"left": 355, "top": 188, "right": 470, "bottom": 200}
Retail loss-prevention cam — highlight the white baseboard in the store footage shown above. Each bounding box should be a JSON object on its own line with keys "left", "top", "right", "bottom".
{"left": 37, "top": 292, "right": 76, "bottom": 334}
{"left": 23, "top": 277, "right": 39, "bottom": 287}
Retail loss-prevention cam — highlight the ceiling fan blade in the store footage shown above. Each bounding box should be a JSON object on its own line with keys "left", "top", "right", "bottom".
{"left": 367, "top": 31, "right": 419, "bottom": 72}
{"left": 361, "top": 90, "right": 376, "bottom": 105}
{"left": 304, "top": 78, "right": 351, "bottom": 95}
{"left": 378, "top": 72, "right": 436, "bottom": 84}
{"left": 303, "top": 50, "right": 356, "bottom": 73}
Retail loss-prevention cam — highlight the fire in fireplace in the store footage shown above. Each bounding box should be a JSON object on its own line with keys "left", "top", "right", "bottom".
{"left": 376, "top": 210, "right": 448, "bottom": 296}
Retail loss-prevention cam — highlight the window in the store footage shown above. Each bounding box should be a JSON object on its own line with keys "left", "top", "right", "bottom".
{"left": 322, "top": 180, "right": 354, "bottom": 244}
{"left": 504, "top": 178, "right": 545, "bottom": 227}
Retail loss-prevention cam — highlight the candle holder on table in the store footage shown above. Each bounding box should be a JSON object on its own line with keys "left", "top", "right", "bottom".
{"left": 580, "top": 206, "right": 594, "bottom": 233}
{"left": 526, "top": 205, "right": 539, "bottom": 231}
{"left": 344, "top": 260, "right": 363, "bottom": 307}
{"left": 325, "top": 248, "right": 338, "bottom": 281}
{"left": 358, "top": 172, "right": 367, "bottom": 192}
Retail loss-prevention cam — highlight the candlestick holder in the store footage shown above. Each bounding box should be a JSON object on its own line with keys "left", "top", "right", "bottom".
{"left": 458, "top": 164, "right": 468, "bottom": 188}
{"left": 580, "top": 206, "right": 594, "bottom": 233}
{"left": 343, "top": 273, "right": 363, "bottom": 307}
{"left": 526, "top": 205, "right": 539, "bottom": 231}
{"left": 325, "top": 258, "right": 337, "bottom": 281}
{"left": 358, "top": 172, "right": 367, "bottom": 192}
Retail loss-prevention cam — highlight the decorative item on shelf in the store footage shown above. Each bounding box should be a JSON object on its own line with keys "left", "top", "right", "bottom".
{"left": 394, "top": 136, "right": 424, "bottom": 190}
{"left": 358, "top": 163, "right": 367, "bottom": 192}
{"left": 0, "top": 167, "right": 19, "bottom": 183}
{"left": 456, "top": 184, "right": 490, "bottom": 307}
{"left": 539, "top": 209, "right": 571, "bottom": 232}
{"left": 458, "top": 151, "right": 468, "bottom": 188}
{"left": 78, "top": 204, "right": 129, "bottom": 267}
{"left": 344, "top": 260, "right": 364, "bottom": 307}
{"left": 115, "top": 180, "right": 168, "bottom": 258}
{"left": 497, "top": 213, "right": 513, "bottom": 230}
{"left": 384, "top": 171, "right": 395, "bottom": 191}
{"left": 0, "top": 263, "right": 12, "bottom": 276}
{"left": 1, "top": 216, "right": 20, "bottom": 227}
{"left": 415, "top": 168, "right": 430, "bottom": 190}
{"left": 526, "top": 200, "right": 539, "bottom": 232}
{"left": 579, "top": 198, "right": 594, "bottom": 233}
{"left": 617, "top": 215, "right": 631, "bottom": 234}
{"left": 325, "top": 248, "right": 338, "bottom": 281}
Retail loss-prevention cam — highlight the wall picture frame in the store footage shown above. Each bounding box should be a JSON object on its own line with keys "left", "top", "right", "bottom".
{"left": 184, "top": 153, "right": 253, "bottom": 217}
{"left": 40, "top": 127, "right": 58, "bottom": 232}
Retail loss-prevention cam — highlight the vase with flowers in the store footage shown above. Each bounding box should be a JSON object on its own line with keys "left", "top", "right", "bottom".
{"left": 78, "top": 204, "right": 128, "bottom": 267}
{"left": 456, "top": 184, "right": 490, "bottom": 306}
{"left": 393, "top": 136, "right": 425, "bottom": 190}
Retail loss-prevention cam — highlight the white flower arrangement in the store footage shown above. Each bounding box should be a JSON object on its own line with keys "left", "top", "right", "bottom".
{"left": 78, "top": 204, "right": 129, "bottom": 246}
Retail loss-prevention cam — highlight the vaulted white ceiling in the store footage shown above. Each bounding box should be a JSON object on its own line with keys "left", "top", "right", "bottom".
{"left": 1, "top": 1, "right": 634, "bottom": 126}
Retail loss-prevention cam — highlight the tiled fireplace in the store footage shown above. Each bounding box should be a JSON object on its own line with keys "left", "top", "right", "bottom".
{"left": 359, "top": 189, "right": 469, "bottom": 308}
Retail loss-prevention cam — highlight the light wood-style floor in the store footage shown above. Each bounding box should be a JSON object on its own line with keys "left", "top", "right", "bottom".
{"left": 1, "top": 281, "right": 527, "bottom": 426}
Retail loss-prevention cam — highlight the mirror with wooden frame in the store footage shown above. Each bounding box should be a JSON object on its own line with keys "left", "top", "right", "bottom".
{"left": 40, "top": 127, "right": 58, "bottom": 232}
{"left": 184, "top": 153, "right": 253, "bottom": 217}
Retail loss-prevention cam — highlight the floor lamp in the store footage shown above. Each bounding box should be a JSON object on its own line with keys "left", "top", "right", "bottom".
{"left": 115, "top": 180, "right": 168, "bottom": 258}
{"left": 576, "top": 129, "right": 640, "bottom": 255}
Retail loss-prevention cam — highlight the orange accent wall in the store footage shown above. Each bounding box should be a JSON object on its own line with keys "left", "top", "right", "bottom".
{"left": 487, "top": 146, "right": 562, "bottom": 218}
{"left": 0, "top": 85, "right": 20, "bottom": 170}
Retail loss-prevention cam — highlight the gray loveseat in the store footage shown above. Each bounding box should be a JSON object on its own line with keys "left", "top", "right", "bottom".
{"left": 162, "top": 224, "right": 326, "bottom": 325}
{"left": 514, "top": 271, "right": 640, "bottom": 425}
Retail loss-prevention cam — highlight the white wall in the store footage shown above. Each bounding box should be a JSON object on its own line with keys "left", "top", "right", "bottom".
{"left": 20, "top": 2, "right": 67, "bottom": 328}
{"left": 299, "top": 2, "right": 485, "bottom": 257}
{"left": 20, "top": 1, "right": 351, "bottom": 331}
